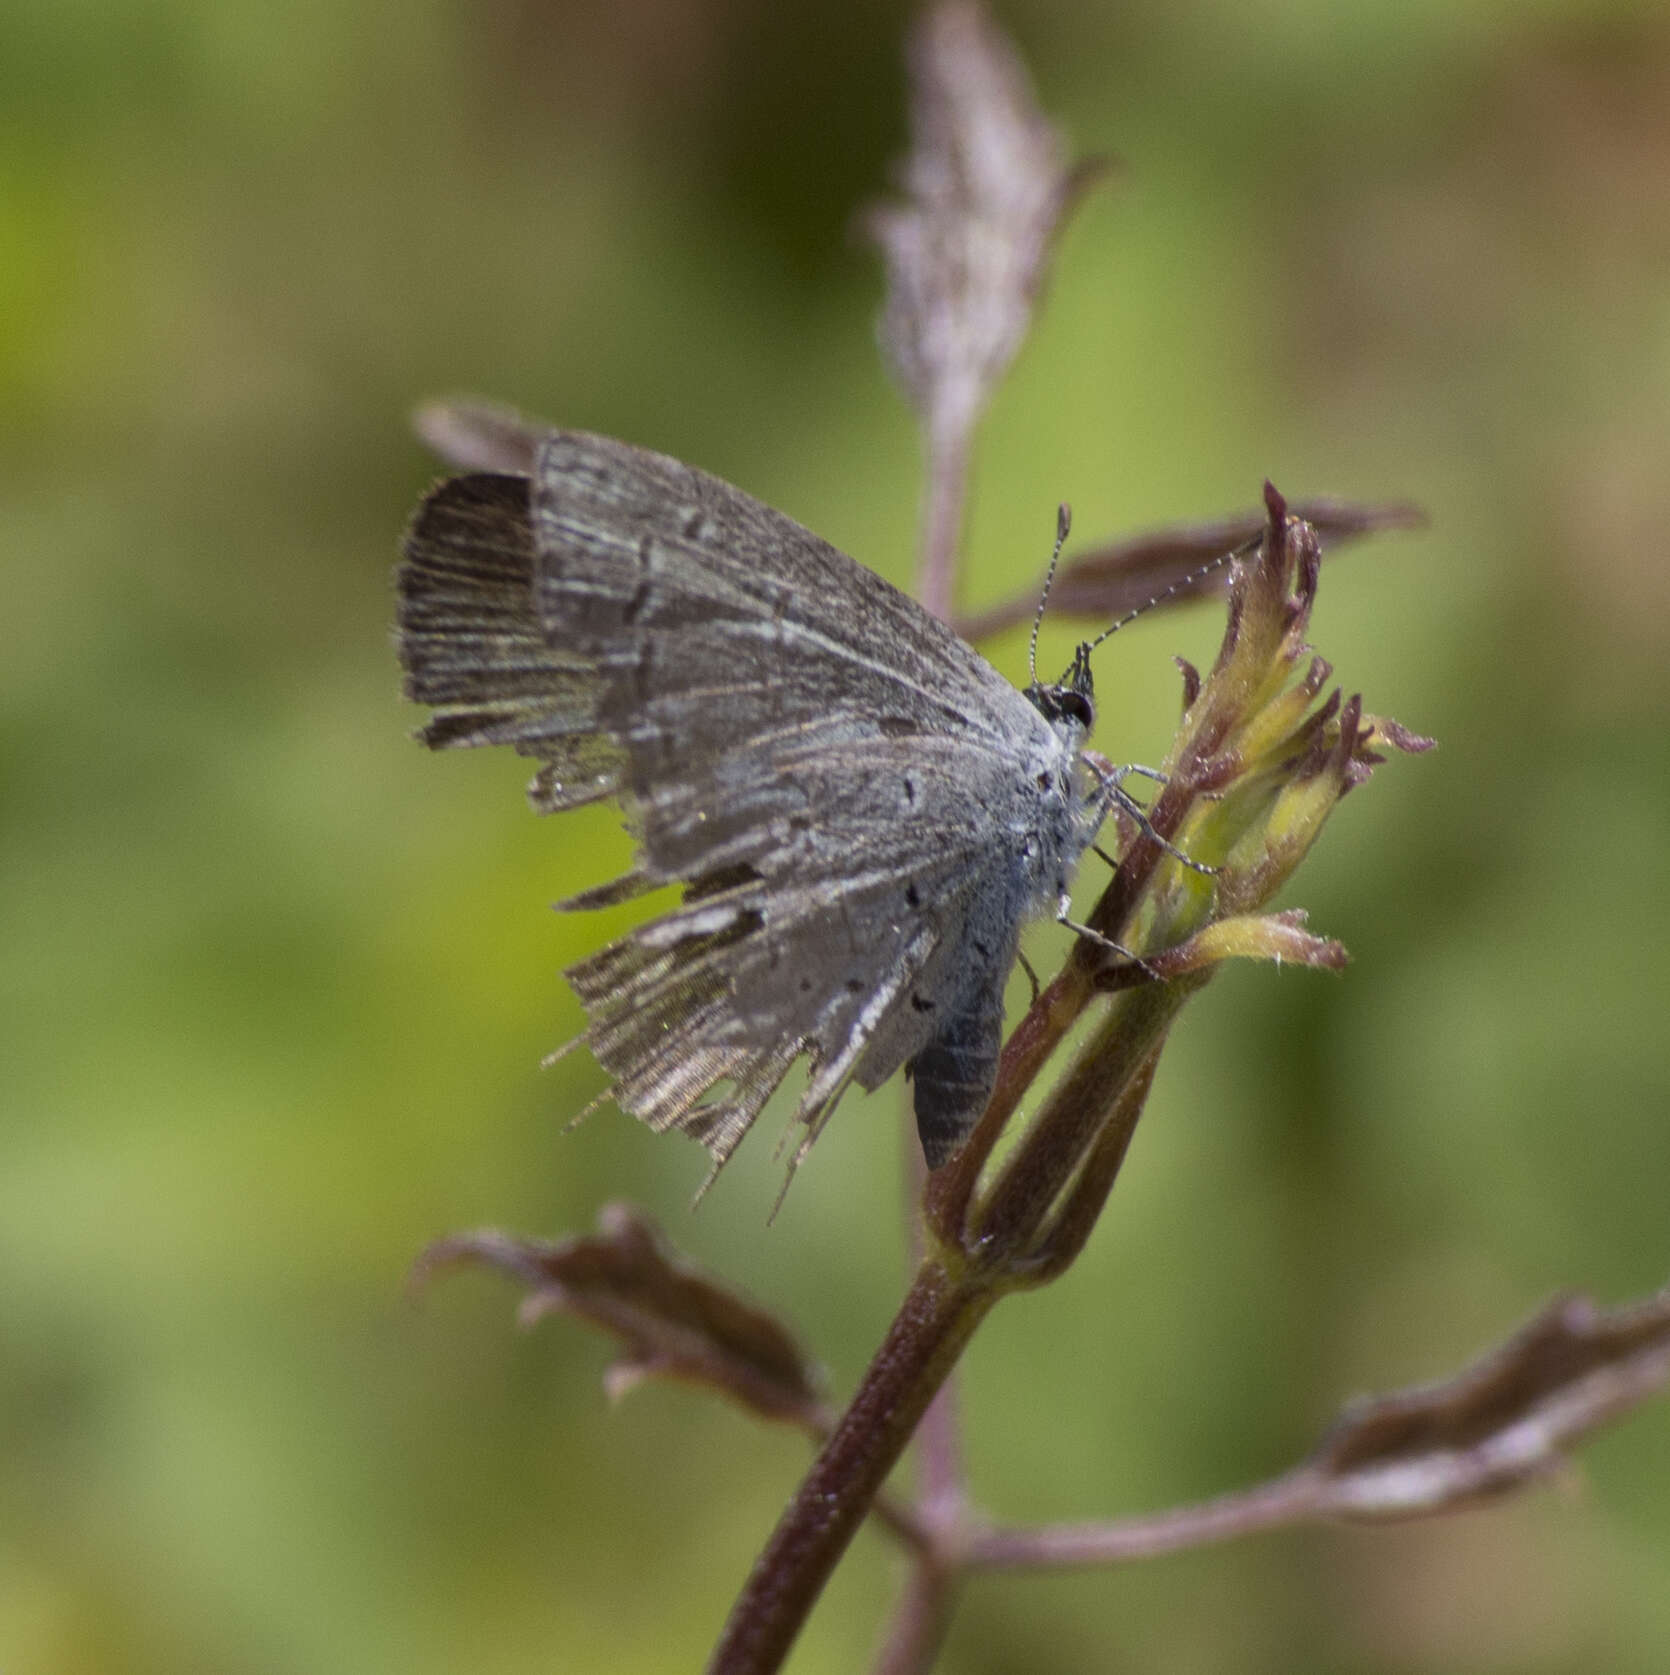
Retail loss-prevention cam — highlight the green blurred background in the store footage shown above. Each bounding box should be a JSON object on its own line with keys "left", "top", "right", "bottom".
{"left": 5, "top": 0, "right": 1669, "bottom": 1669}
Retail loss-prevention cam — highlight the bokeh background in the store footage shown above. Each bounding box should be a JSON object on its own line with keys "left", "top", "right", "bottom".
{"left": 5, "top": 0, "right": 1669, "bottom": 1669}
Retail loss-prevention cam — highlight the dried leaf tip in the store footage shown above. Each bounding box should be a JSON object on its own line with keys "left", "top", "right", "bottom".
{"left": 412, "top": 398, "right": 543, "bottom": 475}
{"left": 864, "top": 2, "right": 1106, "bottom": 439}
{"left": 412, "top": 1205, "right": 824, "bottom": 1424}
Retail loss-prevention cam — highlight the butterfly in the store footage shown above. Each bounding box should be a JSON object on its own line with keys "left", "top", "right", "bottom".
{"left": 398, "top": 428, "right": 1150, "bottom": 1185}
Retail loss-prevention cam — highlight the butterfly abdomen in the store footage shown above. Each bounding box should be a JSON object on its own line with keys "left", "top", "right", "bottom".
{"left": 908, "top": 966, "right": 1008, "bottom": 1169}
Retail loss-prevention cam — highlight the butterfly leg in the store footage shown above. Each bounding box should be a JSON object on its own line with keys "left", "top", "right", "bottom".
{"left": 1081, "top": 751, "right": 1219, "bottom": 877}
{"left": 1015, "top": 947, "right": 1042, "bottom": 1007}
{"left": 1056, "top": 912, "right": 1163, "bottom": 981}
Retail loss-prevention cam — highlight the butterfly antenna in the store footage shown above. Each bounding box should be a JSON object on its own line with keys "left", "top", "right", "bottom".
{"left": 1082, "top": 530, "right": 1264, "bottom": 657}
{"left": 1028, "top": 503, "right": 1074, "bottom": 685}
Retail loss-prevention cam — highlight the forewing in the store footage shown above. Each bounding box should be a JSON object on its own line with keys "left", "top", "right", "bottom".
{"left": 534, "top": 433, "right": 1023, "bottom": 727}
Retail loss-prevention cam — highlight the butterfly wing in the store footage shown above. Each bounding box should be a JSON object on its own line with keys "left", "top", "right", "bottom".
{"left": 397, "top": 470, "right": 626, "bottom": 813}
{"left": 399, "top": 432, "right": 1070, "bottom": 1175}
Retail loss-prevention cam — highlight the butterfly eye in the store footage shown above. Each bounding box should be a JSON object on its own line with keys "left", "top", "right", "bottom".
{"left": 1059, "top": 691, "right": 1094, "bottom": 729}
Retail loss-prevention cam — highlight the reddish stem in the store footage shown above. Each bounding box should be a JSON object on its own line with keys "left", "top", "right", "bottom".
{"left": 706, "top": 1262, "right": 993, "bottom": 1675}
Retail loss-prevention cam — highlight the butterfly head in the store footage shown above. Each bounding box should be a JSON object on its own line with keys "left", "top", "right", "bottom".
{"left": 1025, "top": 640, "right": 1096, "bottom": 740}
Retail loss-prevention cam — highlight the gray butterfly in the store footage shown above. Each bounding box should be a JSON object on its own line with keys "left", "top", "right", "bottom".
{"left": 398, "top": 429, "right": 1137, "bottom": 1183}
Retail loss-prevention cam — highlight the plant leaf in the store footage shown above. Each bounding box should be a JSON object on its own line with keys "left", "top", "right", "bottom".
{"left": 1137, "top": 909, "right": 1349, "bottom": 980}
{"left": 413, "top": 1203, "right": 825, "bottom": 1423}
{"left": 1307, "top": 1287, "right": 1670, "bottom": 1519}
{"left": 956, "top": 497, "right": 1424, "bottom": 642}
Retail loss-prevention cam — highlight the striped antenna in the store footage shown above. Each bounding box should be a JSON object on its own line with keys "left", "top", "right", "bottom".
{"left": 1028, "top": 503, "right": 1073, "bottom": 685}
{"left": 1081, "top": 531, "right": 1263, "bottom": 657}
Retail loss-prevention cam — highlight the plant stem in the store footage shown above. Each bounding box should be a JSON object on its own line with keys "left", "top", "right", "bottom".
{"left": 905, "top": 1103, "right": 968, "bottom": 1531}
{"left": 868, "top": 1560, "right": 960, "bottom": 1675}
{"left": 706, "top": 1261, "right": 994, "bottom": 1675}
{"left": 973, "top": 979, "right": 1189, "bottom": 1258}
{"left": 966, "top": 1469, "right": 1323, "bottom": 1568}
{"left": 916, "top": 418, "right": 969, "bottom": 624}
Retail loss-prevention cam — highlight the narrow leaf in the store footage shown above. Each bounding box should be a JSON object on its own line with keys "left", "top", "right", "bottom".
{"left": 956, "top": 497, "right": 1425, "bottom": 642}
{"left": 1136, "top": 910, "right": 1349, "bottom": 981}
{"left": 1309, "top": 1287, "right": 1670, "bottom": 1519}
{"left": 413, "top": 1203, "right": 825, "bottom": 1424}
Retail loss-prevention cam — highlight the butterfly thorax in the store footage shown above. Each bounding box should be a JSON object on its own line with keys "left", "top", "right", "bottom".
{"left": 1015, "top": 654, "right": 1100, "bottom": 914}
{"left": 1017, "top": 637, "right": 1101, "bottom": 882}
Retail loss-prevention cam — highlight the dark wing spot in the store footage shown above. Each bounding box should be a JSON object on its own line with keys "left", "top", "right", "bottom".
{"left": 878, "top": 715, "right": 919, "bottom": 738}
{"left": 904, "top": 883, "right": 922, "bottom": 909}
{"left": 902, "top": 777, "right": 918, "bottom": 806}
{"left": 910, "top": 992, "right": 935, "bottom": 1012}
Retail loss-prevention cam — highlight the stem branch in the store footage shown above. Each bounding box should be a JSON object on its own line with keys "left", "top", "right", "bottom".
{"left": 968, "top": 1469, "right": 1324, "bottom": 1569}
